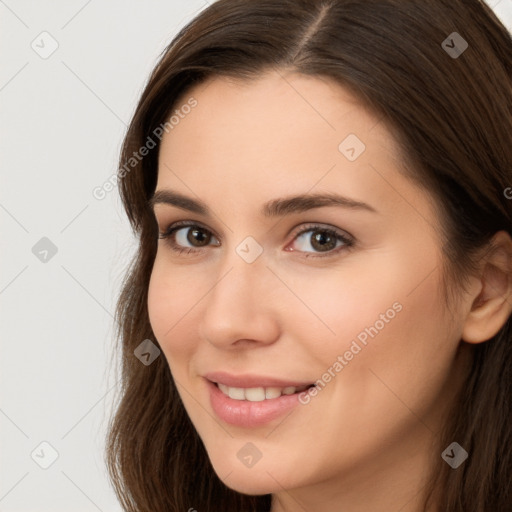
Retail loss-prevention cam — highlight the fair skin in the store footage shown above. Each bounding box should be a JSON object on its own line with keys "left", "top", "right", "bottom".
{"left": 147, "top": 70, "right": 512, "bottom": 512}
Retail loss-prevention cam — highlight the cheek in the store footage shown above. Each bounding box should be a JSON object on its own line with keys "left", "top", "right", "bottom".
{"left": 314, "top": 264, "right": 454, "bottom": 425}
{"left": 294, "top": 249, "right": 453, "bottom": 403}
{"left": 278, "top": 260, "right": 407, "bottom": 362}
{"left": 147, "top": 256, "right": 200, "bottom": 358}
{"left": 282, "top": 267, "right": 454, "bottom": 477}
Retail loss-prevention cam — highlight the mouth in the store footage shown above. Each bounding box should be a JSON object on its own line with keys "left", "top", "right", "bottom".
{"left": 206, "top": 378, "right": 315, "bottom": 427}
{"left": 211, "top": 380, "right": 316, "bottom": 402}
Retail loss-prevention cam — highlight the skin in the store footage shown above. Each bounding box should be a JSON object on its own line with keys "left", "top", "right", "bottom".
{"left": 147, "top": 70, "right": 512, "bottom": 512}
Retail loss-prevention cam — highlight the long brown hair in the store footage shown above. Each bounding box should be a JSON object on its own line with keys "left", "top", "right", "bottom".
{"left": 105, "top": 1, "right": 512, "bottom": 510}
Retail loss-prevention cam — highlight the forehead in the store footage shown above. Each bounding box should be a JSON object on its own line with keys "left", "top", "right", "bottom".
{"left": 163, "top": 70, "right": 392, "bottom": 154}
{"left": 155, "top": 70, "right": 436, "bottom": 231}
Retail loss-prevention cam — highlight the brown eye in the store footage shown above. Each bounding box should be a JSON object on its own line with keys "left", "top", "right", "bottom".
{"left": 289, "top": 224, "right": 353, "bottom": 258}
{"left": 310, "top": 230, "right": 338, "bottom": 252}
{"left": 186, "top": 227, "right": 211, "bottom": 247}
{"left": 158, "top": 222, "right": 220, "bottom": 254}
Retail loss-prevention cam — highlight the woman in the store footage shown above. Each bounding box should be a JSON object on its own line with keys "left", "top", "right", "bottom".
{"left": 106, "top": 1, "right": 512, "bottom": 510}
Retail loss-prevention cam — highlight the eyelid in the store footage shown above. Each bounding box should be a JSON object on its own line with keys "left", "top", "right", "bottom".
{"left": 158, "top": 219, "right": 220, "bottom": 240}
{"left": 288, "top": 222, "right": 353, "bottom": 242}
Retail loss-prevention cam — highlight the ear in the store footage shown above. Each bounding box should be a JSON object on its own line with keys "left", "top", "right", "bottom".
{"left": 462, "top": 230, "right": 512, "bottom": 344}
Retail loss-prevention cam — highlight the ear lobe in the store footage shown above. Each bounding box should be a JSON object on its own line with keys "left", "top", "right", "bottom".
{"left": 461, "top": 231, "right": 512, "bottom": 344}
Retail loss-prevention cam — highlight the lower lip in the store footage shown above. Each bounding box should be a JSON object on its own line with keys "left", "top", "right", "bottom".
{"left": 206, "top": 379, "right": 304, "bottom": 427}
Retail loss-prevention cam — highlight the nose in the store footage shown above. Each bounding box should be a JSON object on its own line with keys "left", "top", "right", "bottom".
{"left": 198, "top": 249, "right": 280, "bottom": 349}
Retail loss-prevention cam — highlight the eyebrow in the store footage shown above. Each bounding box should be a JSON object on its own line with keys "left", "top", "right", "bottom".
{"left": 148, "top": 189, "right": 377, "bottom": 217}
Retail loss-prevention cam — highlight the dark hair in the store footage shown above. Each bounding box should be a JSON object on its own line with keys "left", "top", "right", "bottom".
{"left": 105, "top": 1, "right": 512, "bottom": 510}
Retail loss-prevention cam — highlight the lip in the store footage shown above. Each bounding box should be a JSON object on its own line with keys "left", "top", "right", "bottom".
{"left": 206, "top": 378, "right": 304, "bottom": 427}
{"left": 203, "top": 371, "right": 313, "bottom": 389}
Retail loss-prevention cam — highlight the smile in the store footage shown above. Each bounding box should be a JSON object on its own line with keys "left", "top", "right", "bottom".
{"left": 216, "top": 382, "right": 312, "bottom": 401}
{"left": 206, "top": 379, "right": 315, "bottom": 427}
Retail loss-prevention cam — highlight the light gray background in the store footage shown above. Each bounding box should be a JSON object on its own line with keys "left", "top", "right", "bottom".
{"left": 1, "top": 1, "right": 511, "bottom": 510}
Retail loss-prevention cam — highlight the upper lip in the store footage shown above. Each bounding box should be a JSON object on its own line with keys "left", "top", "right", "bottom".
{"left": 204, "top": 371, "right": 313, "bottom": 389}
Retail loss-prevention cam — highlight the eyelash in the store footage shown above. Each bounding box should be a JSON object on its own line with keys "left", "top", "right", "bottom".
{"left": 157, "top": 220, "right": 354, "bottom": 259}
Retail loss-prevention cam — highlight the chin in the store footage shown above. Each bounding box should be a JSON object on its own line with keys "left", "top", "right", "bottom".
{"left": 218, "top": 473, "right": 280, "bottom": 496}
{"left": 210, "top": 459, "right": 285, "bottom": 496}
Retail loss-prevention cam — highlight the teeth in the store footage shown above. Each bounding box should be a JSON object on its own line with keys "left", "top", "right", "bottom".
{"left": 265, "top": 387, "right": 282, "bottom": 399}
{"left": 218, "top": 382, "right": 230, "bottom": 395}
{"left": 227, "top": 386, "right": 245, "bottom": 400}
{"left": 217, "top": 383, "right": 310, "bottom": 402}
{"left": 245, "top": 387, "right": 265, "bottom": 401}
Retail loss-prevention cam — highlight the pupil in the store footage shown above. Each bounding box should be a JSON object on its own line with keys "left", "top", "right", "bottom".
{"left": 188, "top": 228, "right": 210, "bottom": 246}
{"left": 312, "top": 231, "right": 335, "bottom": 251}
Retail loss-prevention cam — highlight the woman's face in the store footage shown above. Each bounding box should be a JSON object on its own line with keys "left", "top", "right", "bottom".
{"left": 148, "top": 71, "right": 471, "bottom": 504}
